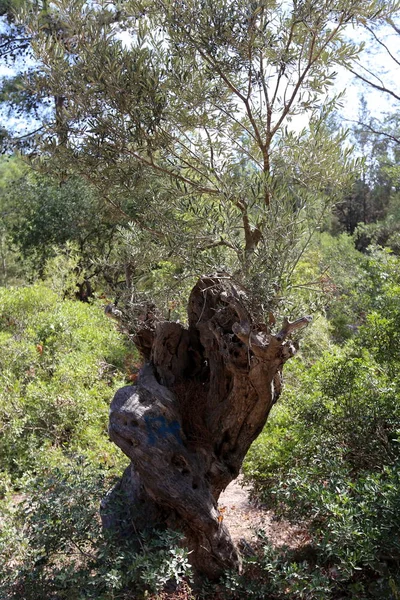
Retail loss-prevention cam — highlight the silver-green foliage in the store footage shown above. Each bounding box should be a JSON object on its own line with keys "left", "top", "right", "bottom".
{"left": 0, "top": 459, "right": 191, "bottom": 600}
{"left": 15, "top": 0, "right": 391, "bottom": 315}
{"left": 0, "top": 286, "right": 192, "bottom": 599}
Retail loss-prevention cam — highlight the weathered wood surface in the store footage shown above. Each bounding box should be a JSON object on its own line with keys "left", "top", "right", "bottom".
{"left": 105, "top": 275, "right": 311, "bottom": 578}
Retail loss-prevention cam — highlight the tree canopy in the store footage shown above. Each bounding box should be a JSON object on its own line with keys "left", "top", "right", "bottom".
{"left": 4, "top": 0, "right": 395, "bottom": 314}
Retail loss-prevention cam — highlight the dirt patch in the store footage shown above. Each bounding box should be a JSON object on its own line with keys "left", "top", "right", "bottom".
{"left": 152, "top": 479, "right": 310, "bottom": 599}
{"left": 218, "top": 476, "right": 310, "bottom": 549}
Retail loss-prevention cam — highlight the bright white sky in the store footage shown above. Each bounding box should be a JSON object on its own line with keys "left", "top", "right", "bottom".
{"left": 337, "top": 21, "right": 399, "bottom": 122}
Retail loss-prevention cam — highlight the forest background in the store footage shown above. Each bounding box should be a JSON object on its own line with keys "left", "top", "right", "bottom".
{"left": 1, "top": 0, "right": 400, "bottom": 598}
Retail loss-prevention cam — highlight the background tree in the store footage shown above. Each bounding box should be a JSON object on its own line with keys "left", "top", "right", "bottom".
{"left": 0, "top": 155, "right": 27, "bottom": 284}
{"left": 0, "top": 0, "right": 45, "bottom": 146}
{"left": 331, "top": 103, "right": 400, "bottom": 250}
{"left": 1, "top": 165, "right": 124, "bottom": 296}
{"left": 16, "top": 0, "right": 364, "bottom": 304}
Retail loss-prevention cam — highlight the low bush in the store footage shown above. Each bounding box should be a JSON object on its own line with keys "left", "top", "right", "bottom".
{"left": 0, "top": 284, "right": 130, "bottom": 478}
{"left": 0, "top": 457, "right": 191, "bottom": 600}
{"left": 0, "top": 286, "right": 192, "bottom": 599}
{"left": 243, "top": 253, "right": 400, "bottom": 599}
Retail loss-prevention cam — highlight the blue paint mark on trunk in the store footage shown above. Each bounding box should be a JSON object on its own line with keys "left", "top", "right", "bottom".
{"left": 144, "top": 415, "right": 183, "bottom": 446}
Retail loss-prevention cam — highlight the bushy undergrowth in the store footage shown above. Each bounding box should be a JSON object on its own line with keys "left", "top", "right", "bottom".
{"left": 0, "top": 284, "right": 130, "bottom": 479}
{"left": 2, "top": 247, "right": 400, "bottom": 600}
{"left": 0, "top": 458, "right": 191, "bottom": 600}
{"left": 0, "top": 284, "right": 191, "bottom": 599}
{"left": 243, "top": 250, "right": 400, "bottom": 599}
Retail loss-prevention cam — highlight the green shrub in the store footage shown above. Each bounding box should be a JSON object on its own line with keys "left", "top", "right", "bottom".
{"left": 0, "top": 284, "right": 131, "bottom": 478}
{"left": 244, "top": 261, "right": 400, "bottom": 598}
{"left": 0, "top": 285, "right": 192, "bottom": 599}
{"left": 0, "top": 457, "right": 191, "bottom": 600}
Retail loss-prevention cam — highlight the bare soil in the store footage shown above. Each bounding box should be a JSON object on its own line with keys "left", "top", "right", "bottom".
{"left": 217, "top": 476, "right": 310, "bottom": 549}
{"left": 153, "top": 478, "right": 310, "bottom": 599}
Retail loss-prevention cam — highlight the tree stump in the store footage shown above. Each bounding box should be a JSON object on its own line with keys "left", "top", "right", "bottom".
{"left": 103, "top": 275, "right": 311, "bottom": 579}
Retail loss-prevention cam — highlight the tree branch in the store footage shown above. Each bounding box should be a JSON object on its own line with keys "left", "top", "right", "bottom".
{"left": 197, "top": 238, "right": 238, "bottom": 253}
{"left": 365, "top": 24, "right": 400, "bottom": 67}
{"left": 192, "top": 43, "right": 266, "bottom": 154}
{"left": 345, "top": 118, "right": 400, "bottom": 145}
{"left": 275, "top": 316, "right": 313, "bottom": 342}
{"left": 270, "top": 19, "right": 297, "bottom": 110}
{"left": 388, "top": 18, "right": 400, "bottom": 36}
{"left": 212, "top": 102, "right": 258, "bottom": 143}
{"left": 271, "top": 17, "right": 349, "bottom": 137}
{"left": 125, "top": 148, "right": 219, "bottom": 195}
{"left": 346, "top": 66, "right": 400, "bottom": 101}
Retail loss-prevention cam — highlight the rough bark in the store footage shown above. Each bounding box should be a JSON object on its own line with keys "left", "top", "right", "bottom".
{"left": 103, "top": 274, "right": 311, "bottom": 579}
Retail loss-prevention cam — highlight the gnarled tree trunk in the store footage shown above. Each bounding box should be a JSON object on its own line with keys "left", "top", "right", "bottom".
{"left": 102, "top": 275, "right": 310, "bottom": 579}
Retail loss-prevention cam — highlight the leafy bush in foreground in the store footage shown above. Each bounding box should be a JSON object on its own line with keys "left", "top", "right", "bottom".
{"left": 244, "top": 251, "right": 400, "bottom": 599}
{"left": 0, "top": 458, "right": 191, "bottom": 600}
{"left": 0, "top": 286, "right": 192, "bottom": 599}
